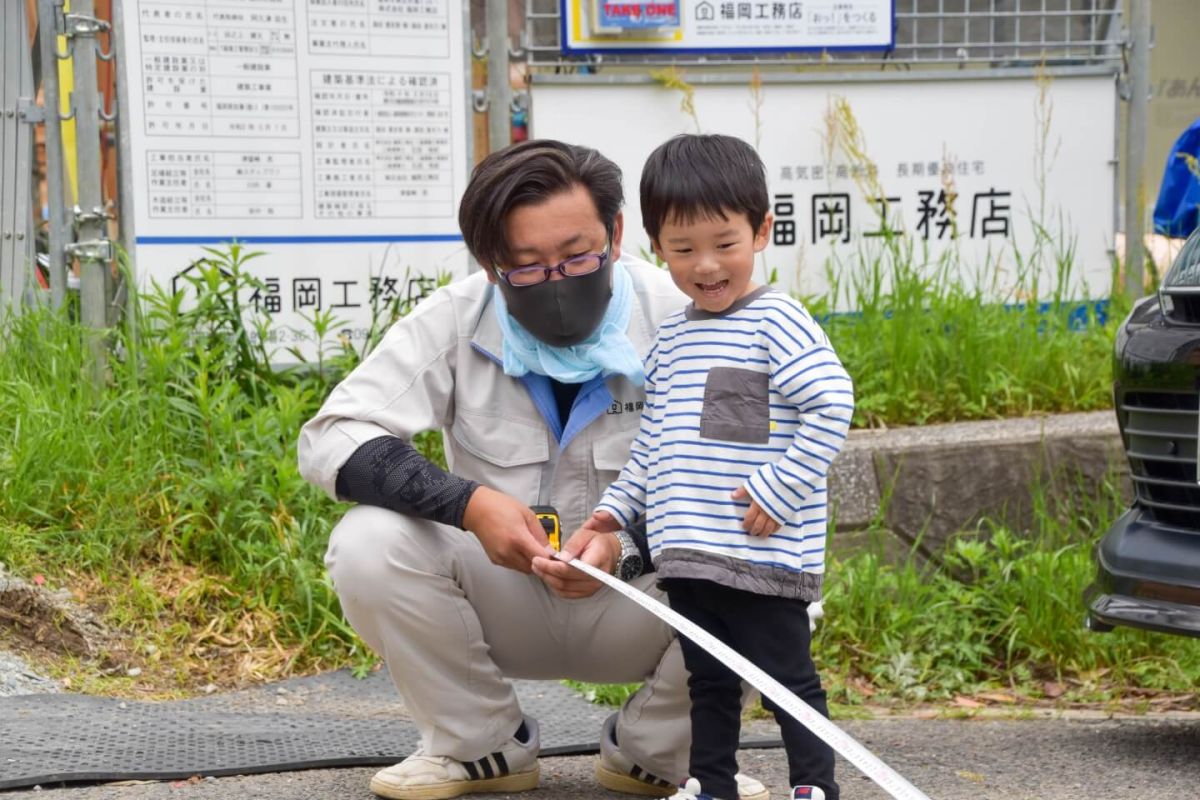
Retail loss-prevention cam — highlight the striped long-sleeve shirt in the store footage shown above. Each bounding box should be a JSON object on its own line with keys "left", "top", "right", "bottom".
{"left": 596, "top": 286, "right": 853, "bottom": 601}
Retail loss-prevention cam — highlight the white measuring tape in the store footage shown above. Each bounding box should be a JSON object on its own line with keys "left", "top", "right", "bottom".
{"left": 556, "top": 554, "right": 931, "bottom": 800}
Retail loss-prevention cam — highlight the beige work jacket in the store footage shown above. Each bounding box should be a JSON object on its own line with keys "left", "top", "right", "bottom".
{"left": 298, "top": 255, "right": 686, "bottom": 537}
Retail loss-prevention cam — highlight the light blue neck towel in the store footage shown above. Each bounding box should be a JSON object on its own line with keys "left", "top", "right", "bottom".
{"left": 492, "top": 260, "right": 644, "bottom": 385}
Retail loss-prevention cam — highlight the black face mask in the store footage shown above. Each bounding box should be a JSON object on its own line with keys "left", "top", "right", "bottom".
{"left": 498, "top": 257, "right": 613, "bottom": 347}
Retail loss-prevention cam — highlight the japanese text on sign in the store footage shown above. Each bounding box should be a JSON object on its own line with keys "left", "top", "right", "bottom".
{"left": 566, "top": 0, "right": 891, "bottom": 53}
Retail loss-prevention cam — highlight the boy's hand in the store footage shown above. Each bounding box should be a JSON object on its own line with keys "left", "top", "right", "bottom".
{"left": 578, "top": 509, "right": 622, "bottom": 536}
{"left": 732, "top": 486, "right": 781, "bottom": 537}
{"left": 532, "top": 511, "right": 621, "bottom": 599}
{"left": 462, "top": 486, "right": 555, "bottom": 572}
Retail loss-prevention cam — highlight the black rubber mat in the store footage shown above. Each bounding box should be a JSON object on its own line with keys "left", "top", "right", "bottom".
{"left": 0, "top": 669, "right": 781, "bottom": 789}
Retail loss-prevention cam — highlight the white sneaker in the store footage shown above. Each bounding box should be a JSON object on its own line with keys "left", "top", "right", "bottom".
{"left": 791, "top": 786, "right": 827, "bottom": 800}
{"left": 669, "top": 777, "right": 729, "bottom": 799}
{"left": 369, "top": 717, "right": 540, "bottom": 800}
{"left": 595, "top": 714, "right": 769, "bottom": 800}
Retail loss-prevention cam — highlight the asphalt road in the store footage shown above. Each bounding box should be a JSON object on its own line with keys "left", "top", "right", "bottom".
{"left": 9, "top": 714, "right": 1200, "bottom": 800}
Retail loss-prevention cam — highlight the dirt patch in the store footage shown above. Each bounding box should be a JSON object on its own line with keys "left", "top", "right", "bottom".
{"left": 0, "top": 585, "right": 96, "bottom": 658}
{"left": 0, "top": 562, "right": 325, "bottom": 699}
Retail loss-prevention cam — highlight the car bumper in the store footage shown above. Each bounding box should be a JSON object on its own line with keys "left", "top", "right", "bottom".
{"left": 1084, "top": 507, "right": 1200, "bottom": 638}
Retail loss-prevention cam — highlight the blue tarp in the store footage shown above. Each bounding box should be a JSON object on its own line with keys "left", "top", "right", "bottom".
{"left": 1154, "top": 117, "right": 1200, "bottom": 238}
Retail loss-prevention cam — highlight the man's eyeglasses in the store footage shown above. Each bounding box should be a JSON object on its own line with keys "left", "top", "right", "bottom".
{"left": 495, "top": 249, "right": 609, "bottom": 287}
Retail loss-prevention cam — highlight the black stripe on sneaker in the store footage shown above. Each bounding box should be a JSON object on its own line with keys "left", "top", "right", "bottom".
{"left": 478, "top": 756, "right": 495, "bottom": 779}
{"left": 463, "top": 760, "right": 480, "bottom": 781}
{"left": 631, "top": 765, "right": 671, "bottom": 788}
{"left": 494, "top": 752, "right": 509, "bottom": 775}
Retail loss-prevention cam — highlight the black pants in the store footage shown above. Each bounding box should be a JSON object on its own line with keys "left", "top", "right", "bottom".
{"left": 662, "top": 578, "right": 839, "bottom": 800}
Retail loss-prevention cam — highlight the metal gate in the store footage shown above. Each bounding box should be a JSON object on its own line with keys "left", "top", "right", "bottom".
{"left": 0, "top": 1, "right": 36, "bottom": 309}
{"left": 525, "top": 0, "right": 1123, "bottom": 69}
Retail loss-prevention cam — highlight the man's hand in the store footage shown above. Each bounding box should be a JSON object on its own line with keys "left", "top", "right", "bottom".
{"left": 462, "top": 486, "right": 554, "bottom": 573}
{"left": 732, "top": 486, "right": 781, "bottom": 537}
{"left": 532, "top": 510, "right": 621, "bottom": 598}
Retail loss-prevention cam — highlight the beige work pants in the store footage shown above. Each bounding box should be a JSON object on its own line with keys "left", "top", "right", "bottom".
{"left": 325, "top": 504, "right": 693, "bottom": 780}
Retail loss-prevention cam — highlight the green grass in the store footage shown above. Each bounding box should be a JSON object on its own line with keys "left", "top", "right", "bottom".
{"left": 0, "top": 289, "right": 347, "bottom": 681}
{"left": 819, "top": 477, "right": 1200, "bottom": 707}
{"left": 0, "top": 247, "right": 441, "bottom": 686}
{"left": 808, "top": 234, "right": 1123, "bottom": 428}
{"left": 0, "top": 241, "right": 1183, "bottom": 701}
{"left": 571, "top": 477, "right": 1200, "bottom": 709}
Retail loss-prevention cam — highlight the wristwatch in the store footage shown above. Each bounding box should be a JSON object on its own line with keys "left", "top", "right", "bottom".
{"left": 612, "top": 530, "right": 644, "bottom": 581}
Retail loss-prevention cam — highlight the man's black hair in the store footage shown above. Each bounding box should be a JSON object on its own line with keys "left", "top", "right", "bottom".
{"left": 458, "top": 139, "right": 623, "bottom": 269}
{"left": 639, "top": 134, "right": 769, "bottom": 243}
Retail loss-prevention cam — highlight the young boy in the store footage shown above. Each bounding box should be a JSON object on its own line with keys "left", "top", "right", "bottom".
{"left": 586, "top": 134, "right": 853, "bottom": 800}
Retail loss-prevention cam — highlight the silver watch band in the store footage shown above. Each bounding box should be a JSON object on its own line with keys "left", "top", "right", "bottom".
{"left": 612, "top": 530, "right": 640, "bottom": 579}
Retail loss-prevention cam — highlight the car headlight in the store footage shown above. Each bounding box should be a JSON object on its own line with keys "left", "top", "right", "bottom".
{"left": 1159, "top": 291, "right": 1174, "bottom": 318}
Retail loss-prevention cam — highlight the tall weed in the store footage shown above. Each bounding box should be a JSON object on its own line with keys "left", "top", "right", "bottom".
{"left": 820, "top": 476, "right": 1200, "bottom": 703}
{"left": 0, "top": 246, "right": 441, "bottom": 679}
{"left": 805, "top": 234, "right": 1122, "bottom": 428}
{"left": 0, "top": 240, "right": 1164, "bottom": 695}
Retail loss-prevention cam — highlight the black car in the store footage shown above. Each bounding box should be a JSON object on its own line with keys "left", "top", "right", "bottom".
{"left": 1085, "top": 228, "right": 1200, "bottom": 638}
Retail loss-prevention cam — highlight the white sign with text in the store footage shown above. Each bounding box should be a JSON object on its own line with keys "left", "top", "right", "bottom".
{"left": 118, "top": 0, "right": 472, "bottom": 361}
{"left": 563, "top": 0, "right": 893, "bottom": 54}
{"left": 532, "top": 74, "right": 1116, "bottom": 306}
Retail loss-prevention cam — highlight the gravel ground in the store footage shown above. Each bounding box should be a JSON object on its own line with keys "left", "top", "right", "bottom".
{"left": 4, "top": 561, "right": 1200, "bottom": 799}
{"left": 7, "top": 715, "right": 1200, "bottom": 800}
{"left": 0, "top": 647, "right": 60, "bottom": 697}
{"left": 4, "top": 638, "right": 1200, "bottom": 799}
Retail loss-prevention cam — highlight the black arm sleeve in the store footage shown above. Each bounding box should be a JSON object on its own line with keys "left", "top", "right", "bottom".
{"left": 334, "top": 435, "right": 480, "bottom": 529}
{"left": 627, "top": 519, "right": 655, "bottom": 575}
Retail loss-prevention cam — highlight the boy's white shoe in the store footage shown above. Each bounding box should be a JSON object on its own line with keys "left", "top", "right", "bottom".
{"left": 668, "top": 777, "right": 732, "bottom": 800}
{"left": 368, "top": 717, "right": 540, "bottom": 800}
{"left": 791, "top": 786, "right": 827, "bottom": 800}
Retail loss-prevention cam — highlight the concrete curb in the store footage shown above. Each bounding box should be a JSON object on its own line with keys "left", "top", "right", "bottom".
{"left": 828, "top": 410, "right": 1129, "bottom": 559}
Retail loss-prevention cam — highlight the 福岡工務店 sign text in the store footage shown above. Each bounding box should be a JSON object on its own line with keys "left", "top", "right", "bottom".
{"left": 564, "top": 0, "right": 893, "bottom": 53}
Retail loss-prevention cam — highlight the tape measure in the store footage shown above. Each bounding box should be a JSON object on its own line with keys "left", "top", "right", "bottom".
{"left": 554, "top": 553, "right": 931, "bottom": 800}
{"left": 532, "top": 505, "right": 561, "bottom": 551}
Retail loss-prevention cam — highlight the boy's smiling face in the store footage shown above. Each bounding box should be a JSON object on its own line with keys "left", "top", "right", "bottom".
{"left": 653, "top": 209, "right": 772, "bottom": 314}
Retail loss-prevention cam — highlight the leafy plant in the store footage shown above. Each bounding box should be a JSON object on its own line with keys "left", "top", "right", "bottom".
{"left": 650, "top": 67, "right": 702, "bottom": 133}
{"left": 0, "top": 250, "right": 445, "bottom": 690}
{"left": 0, "top": 241, "right": 1180, "bottom": 703}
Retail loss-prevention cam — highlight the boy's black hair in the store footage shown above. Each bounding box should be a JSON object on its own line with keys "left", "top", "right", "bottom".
{"left": 458, "top": 139, "right": 623, "bottom": 269}
{"left": 639, "top": 134, "right": 769, "bottom": 243}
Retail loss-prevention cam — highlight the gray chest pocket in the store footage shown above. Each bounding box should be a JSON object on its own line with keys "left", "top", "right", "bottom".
{"left": 699, "top": 366, "right": 770, "bottom": 444}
